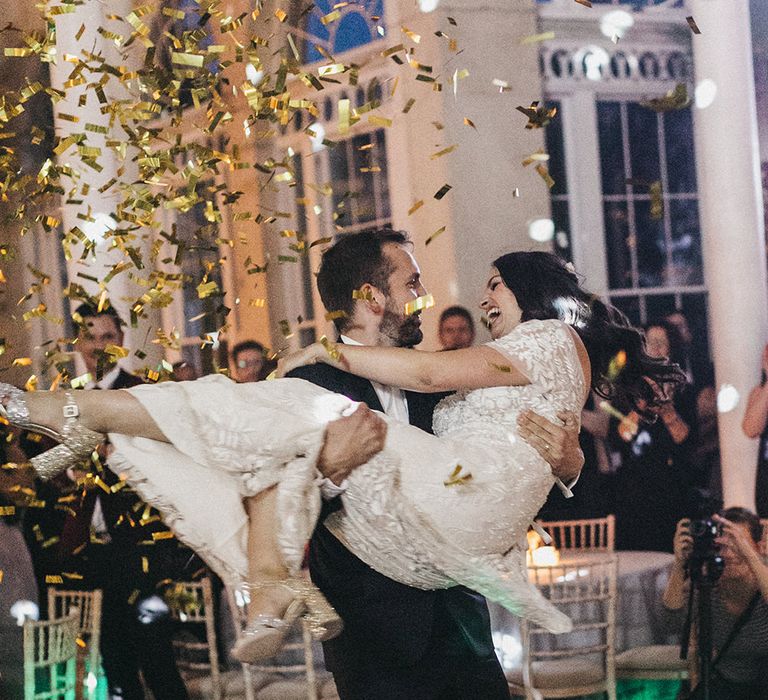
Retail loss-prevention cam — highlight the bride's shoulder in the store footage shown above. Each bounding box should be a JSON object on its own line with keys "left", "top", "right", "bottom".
{"left": 503, "top": 318, "right": 571, "bottom": 340}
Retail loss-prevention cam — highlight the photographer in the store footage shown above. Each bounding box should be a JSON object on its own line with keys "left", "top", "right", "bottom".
{"left": 662, "top": 508, "right": 768, "bottom": 699}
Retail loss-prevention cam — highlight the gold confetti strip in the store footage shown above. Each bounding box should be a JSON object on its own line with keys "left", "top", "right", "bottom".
{"left": 640, "top": 83, "right": 690, "bottom": 112}
{"left": 425, "top": 226, "right": 446, "bottom": 246}
{"left": 433, "top": 184, "right": 452, "bottom": 200}
{"left": 463, "top": 117, "right": 477, "bottom": 130}
{"left": 324, "top": 310, "right": 348, "bottom": 321}
{"left": 45, "top": 575, "right": 64, "bottom": 584}
{"left": 574, "top": 0, "right": 592, "bottom": 7}
{"left": 404, "top": 294, "right": 435, "bottom": 316}
{"left": 352, "top": 289, "right": 374, "bottom": 301}
{"left": 686, "top": 16, "right": 702, "bottom": 34}
{"left": 408, "top": 200, "right": 424, "bottom": 216}
{"left": 535, "top": 163, "right": 555, "bottom": 189}
{"left": 319, "top": 335, "right": 343, "bottom": 362}
{"left": 402, "top": 98, "right": 416, "bottom": 114}
{"left": 321, "top": 10, "right": 341, "bottom": 25}
{"left": 516, "top": 101, "right": 557, "bottom": 129}
{"left": 649, "top": 181, "right": 664, "bottom": 221}
{"left": 521, "top": 31, "right": 555, "bottom": 45}
{"left": 492, "top": 78, "right": 512, "bottom": 92}
{"left": 522, "top": 150, "right": 550, "bottom": 167}
{"left": 444, "top": 464, "right": 472, "bottom": 487}
{"left": 430, "top": 144, "right": 457, "bottom": 160}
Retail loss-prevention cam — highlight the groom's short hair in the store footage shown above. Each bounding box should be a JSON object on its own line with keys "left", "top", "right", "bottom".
{"left": 317, "top": 229, "right": 411, "bottom": 332}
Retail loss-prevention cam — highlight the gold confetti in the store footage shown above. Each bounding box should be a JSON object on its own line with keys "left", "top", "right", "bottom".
{"left": 430, "top": 144, "right": 458, "bottom": 160}
{"left": 444, "top": 464, "right": 472, "bottom": 486}
{"left": 521, "top": 31, "right": 555, "bottom": 45}
{"left": 433, "top": 184, "right": 452, "bottom": 200}
{"left": 686, "top": 16, "right": 702, "bottom": 34}
{"left": 274, "top": 8, "right": 287, "bottom": 22}
{"left": 324, "top": 310, "right": 348, "bottom": 321}
{"left": 404, "top": 294, "right": 435, "bottom": 316}
{"left": 319, "top": 335, "right": 343, "bottom": 362}
{"left": 321, "top": 10, "right": 341, "bottom": 25}
{"left": 152, "top": 531, "right": 174, "bottom": 541}
{"left": 463, "top": 117, "right": 477, "bottom": 130}
{"left": 640, "top": 83, "right": 690, "bottom": 112}
{"left": 574, "top": 0, "right": 592, "bottom": 7}
{"left": 352, "top": 289, "right": 374, "bottom": 301}
{"left": 425, "top": 226, "right": 446, "bottom": 246}
{"left": 402, "top": 98, "right": 416, "bottom": 114}
{"left": 516, "top": 101, "right": 557, "bottom": 129}
{"left": 408, "top": 200, "right": 424, "bottom": 216}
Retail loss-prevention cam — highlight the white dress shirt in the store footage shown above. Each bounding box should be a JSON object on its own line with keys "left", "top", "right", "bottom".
{"left": 316, "top": 336, "right": 409, "bottom": 499}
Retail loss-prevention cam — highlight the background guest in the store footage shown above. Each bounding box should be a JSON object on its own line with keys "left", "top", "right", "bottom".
{"left": 741, "top": 341, "right": 768, "bottom": 517}
{"left": 231, "top": 339, "right": 275, "bottom": 383}
{"left": 662, "top": 508, "right": 768, "bottom": 699}
{"left": 437, "top": 305, "right": 475, "bottom": 351}
{"left": 24, "top": 303, "right": 191, "bottom": 700}
{"left": 612, "top": 322, "right": 698, "bottom": 551}
{"left": 171, "top": 360, "right": 199, "bottom": 382}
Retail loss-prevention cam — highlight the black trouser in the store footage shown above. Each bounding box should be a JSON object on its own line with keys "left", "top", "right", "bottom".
{"left": 100, "top": 588, "right": 189, "bottom": 700}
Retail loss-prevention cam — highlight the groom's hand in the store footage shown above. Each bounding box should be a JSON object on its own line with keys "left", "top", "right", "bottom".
{"left": 517, "top": 410, "right": 583, "bottom": 483}
{"left": 317, "top": 404, "right": 387, "bottom": 486}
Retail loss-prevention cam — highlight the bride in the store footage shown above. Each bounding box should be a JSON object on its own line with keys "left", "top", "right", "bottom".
{"left": 1, "top": 251, "right": 681, "bottom": 662}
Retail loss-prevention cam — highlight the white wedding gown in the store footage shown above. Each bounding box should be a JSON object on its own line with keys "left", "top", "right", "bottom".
{"left": 108, "top": 319, "right": 583, "bottom": 633}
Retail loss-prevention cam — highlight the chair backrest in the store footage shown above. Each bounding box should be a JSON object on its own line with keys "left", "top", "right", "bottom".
{"left": 523, "top": 555, "right": 617, "bottom": 696}
{"left": 47, "top": 589, "right": 103, "bottom": 699}
{"left": 536, "top": 515, "right": 615, "bottom": 553}
{"left": 47, "top": 589, "right": 102, "bottom": 648}
{"left": 760, "top": 518, "right": 768, "bottom": 556}
{"left": 23, "top": 609, "right": 80, "bottom": 700}
{"left": 166, "top": 578, "right": 221, "bottom": 700}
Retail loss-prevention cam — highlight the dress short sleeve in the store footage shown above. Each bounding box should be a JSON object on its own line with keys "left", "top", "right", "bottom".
{"left": 486, "top": 319, "right": 582, "bottom": 396}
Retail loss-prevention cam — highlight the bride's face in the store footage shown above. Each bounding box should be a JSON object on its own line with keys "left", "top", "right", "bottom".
{"left": 480, "top": 268, "right": 523, "bottom": 339}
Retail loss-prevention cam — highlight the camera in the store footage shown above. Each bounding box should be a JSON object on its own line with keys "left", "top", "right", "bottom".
{"left": 686, "top": 490, "right": 724, "bottom": 583}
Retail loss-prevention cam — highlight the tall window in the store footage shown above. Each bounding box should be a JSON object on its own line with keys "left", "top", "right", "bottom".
{"left": 289, "top": 0, "right": 385, "bottom": 65}
{"left": 596, "top": 101, "right": 705, "bottom": 328}
{"left": 544, "top": 100, "right": 572, "bottom": 261}
{"left": 280, "top": 126, "right": 392, "bottom": 347}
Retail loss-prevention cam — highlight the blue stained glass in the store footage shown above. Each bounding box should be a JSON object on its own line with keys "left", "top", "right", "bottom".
{"left": 301, "top": 0, "right": 384, "bottom": 64}
{"left": 335, "top": 12, "right": 373, "bottom": 54}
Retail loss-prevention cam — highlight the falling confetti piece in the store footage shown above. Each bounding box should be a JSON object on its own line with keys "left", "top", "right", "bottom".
{"left": 640, "top": 83, "right": 690, "bottom": 112}
{"left": 425, "top": 226, "right": 447, "bottom": 246}
{"left": 433, "top": 184, "right": 452, "bottom": 200}
{"left": 463, "top": 117, "right": 477, "bottom": 130}
{"left": 520, "top": 32, "right": 555, "bottom": 45}
{"left": 516, "top": 101, "right": 558, "bottom": 129}
{"left": 444, "top": 464, "right": 473, "bottom": 486}
{"left": 404, "top": 294, "right": 435, "bottom": 316}
{"left": 686, "top": 16, "right": 701, "bottom": 34}
{"left": 574, "top": 0, "right": 592, "bottom": 7}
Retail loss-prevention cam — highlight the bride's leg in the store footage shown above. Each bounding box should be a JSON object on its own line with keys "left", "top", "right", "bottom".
{"left": 16, "top": 390, "right": 169, "bottom": 442}
{"left": 244, "top": 486, "right": 292, "bottom": 623}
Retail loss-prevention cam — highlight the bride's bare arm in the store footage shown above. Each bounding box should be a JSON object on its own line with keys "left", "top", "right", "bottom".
{"left": 280, "top": 343, "right": 530, "bottom": 393}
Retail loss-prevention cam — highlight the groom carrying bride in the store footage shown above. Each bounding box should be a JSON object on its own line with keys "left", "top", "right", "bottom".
{"left": 288, "top": 229, "right": 584, "bottom": 699}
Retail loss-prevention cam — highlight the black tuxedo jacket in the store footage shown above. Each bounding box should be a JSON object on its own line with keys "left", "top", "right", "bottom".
{"left": 286, "top": 363, "right": 496, "bottom": 671}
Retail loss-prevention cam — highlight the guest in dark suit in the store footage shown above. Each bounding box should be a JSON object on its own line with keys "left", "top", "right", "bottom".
{"left": 26, "top": 303, "right": 191, "bottom": 700}
{"left": 288, "top": 230, "right": 584, "bottom": 699}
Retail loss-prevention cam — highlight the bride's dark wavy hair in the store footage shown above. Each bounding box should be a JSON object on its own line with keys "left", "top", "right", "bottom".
{"left": 493, "top": 251, "right": 686, "bottom": 417}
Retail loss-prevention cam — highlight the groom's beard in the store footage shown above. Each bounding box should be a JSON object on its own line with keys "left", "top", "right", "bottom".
{"left": 380, "top": 306, "right": 423, "bottom": 348}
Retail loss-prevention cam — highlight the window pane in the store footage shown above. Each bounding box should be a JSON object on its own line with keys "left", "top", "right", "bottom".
{"left": 597, "top": 102, "right": 626, "bottom": 195}
{"left": 627, "top": 103, "right": 661, "bottom": 185}
{"left": 604, "top": 201, "right": 632, "bottom": 289}
{"left": 551, "top": 199, "right": 572, "bottom": 261}
{"left": 645, "top": 294, "right": 676, "bottom": 325}
{"left": 352, "top": 133, "right": 378, "bottom": 225}
{"left": 665, "top": 109, "right": 697, "bottom": 193}
{"left": 668, "top": 199, "right": 703, "bottom": 286}
{"left": 681, "top": 292, "right": 711, "bottom": 368}
{"left": 634, "top": 200, "right": 665, "bottom": 288}
{"left": 610, "top": 296, "right": 641, "bottom": 326}
{"left": 544, "top": 101, "right": 567, "bottom": 196}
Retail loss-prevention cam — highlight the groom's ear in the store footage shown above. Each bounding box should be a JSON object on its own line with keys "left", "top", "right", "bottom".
{"left": 360, "top": 283, "right": 385, "bottom": 315}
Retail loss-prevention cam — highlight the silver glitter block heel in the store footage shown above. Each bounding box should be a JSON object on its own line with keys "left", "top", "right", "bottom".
{"left": 231, "top": 577, "right": 343, "bottom": 664}
{"left": 0, "top": 383, "right": 104, "bottom": 480}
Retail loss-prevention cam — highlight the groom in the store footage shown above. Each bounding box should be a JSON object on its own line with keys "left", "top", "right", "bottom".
{"left": 288, "top": 229, "right": 583, "bottom": 699}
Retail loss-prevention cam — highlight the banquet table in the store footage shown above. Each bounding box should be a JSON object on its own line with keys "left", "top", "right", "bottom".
{"left": 490, "top": 550, "right": 679, "bottom": 666}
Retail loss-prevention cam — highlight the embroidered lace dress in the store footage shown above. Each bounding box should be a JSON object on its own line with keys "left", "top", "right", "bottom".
{"left": 109, "top": 319, "right": 583, "bottom": 633}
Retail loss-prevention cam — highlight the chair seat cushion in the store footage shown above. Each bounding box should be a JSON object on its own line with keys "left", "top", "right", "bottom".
{"left": 615, "top": 645, "right": 687, "bottom": 671}
{"left": 506, "top": 657, "right": 606, "bottom": 689}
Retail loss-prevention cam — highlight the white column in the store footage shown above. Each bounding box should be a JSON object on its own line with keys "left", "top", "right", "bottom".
{"left": 48, "top": 0, "right": 162, "bottom": 370}
{"left": 690, "top": 0, "right": 767, "bottom": 509}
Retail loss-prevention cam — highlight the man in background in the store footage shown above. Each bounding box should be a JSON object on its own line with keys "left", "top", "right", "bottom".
{"left": 437, "top": 305, "right": 476, "bottom": 350}
{"left": 26, "top": 303, "right": 190, "bottom": 700}
{"left": 231, "top": 339, "right": 274, "bottom": 382}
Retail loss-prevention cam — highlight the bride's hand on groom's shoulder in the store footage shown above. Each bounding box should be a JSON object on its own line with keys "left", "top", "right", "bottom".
{"left": 276, "top": 343, "right": 333, "bottom": 377}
